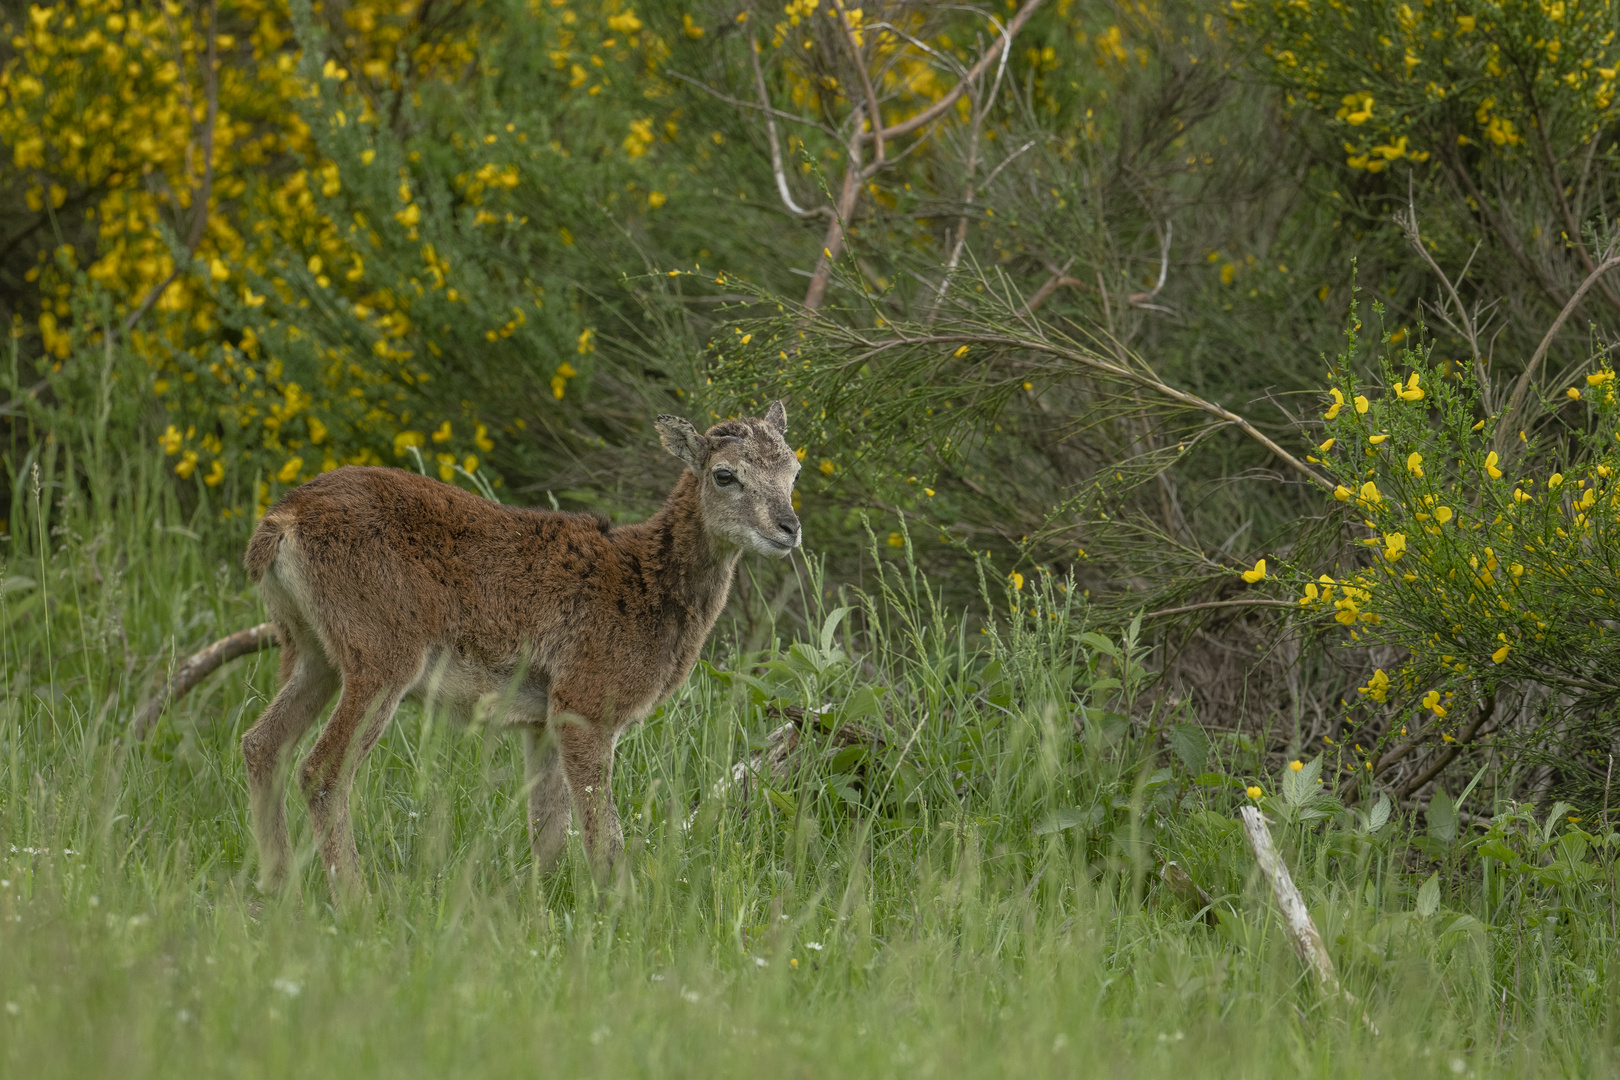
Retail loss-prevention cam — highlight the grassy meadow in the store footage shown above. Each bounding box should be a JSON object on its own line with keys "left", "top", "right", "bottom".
{"left": 0, "top": 451, "right": 1616, "bottom": 1079}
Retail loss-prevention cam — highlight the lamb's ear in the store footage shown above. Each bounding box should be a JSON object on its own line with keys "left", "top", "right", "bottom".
{"left": 764, "top": 399, "right": 788, "bottom": 434}
{"left": 655, "top": 414, "right": 708, "bottom": 472}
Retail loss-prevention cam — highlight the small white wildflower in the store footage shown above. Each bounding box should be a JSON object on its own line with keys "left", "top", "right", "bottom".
{"left": 272, "top": 978, "right": 302, "bottom": 997}
{"left": 681, "top": 988, "right": 700, "bottom": 1003}
{"left": 805, "top": 941, "right": 823, "bottom": 951}
{"left": 4, "top": 1002, "right": 18, "bottom": 1016}
{"left": 754, "top": 957, "right": 768, "bottom": 967}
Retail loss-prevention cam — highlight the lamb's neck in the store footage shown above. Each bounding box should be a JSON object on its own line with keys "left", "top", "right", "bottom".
{"left": 641, "top": 470, "right": 739, "bottom": 621}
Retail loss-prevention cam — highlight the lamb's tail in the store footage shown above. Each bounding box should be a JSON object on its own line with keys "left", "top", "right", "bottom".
{"left": 244, "top": 513, "right": 287, "bottom": 583}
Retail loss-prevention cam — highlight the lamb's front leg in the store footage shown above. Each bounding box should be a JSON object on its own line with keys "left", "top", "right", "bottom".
{"left": 521, "top": 724, "right": 571, "bottom": 871}
{"left": 556, "top": 718, "right": 622, "bottom": 882}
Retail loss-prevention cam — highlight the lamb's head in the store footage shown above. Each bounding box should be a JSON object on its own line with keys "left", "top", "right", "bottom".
{"left": 656, "top": 401, "right": 802, "bottom": 557}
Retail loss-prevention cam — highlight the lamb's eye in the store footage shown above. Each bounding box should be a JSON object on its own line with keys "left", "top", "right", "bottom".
{"left": 713, "top": 468, "right": 737, "bottom": 487}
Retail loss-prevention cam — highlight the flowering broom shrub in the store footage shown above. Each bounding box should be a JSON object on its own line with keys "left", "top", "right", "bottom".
{"left": 1237, "top": 0, "right": 1620, "bottom": 174}
{"left": 1275, "top": 297, "right": 1620, "bottom": 797}
{"left": 1, "top": 0, "right": 686, "bottom": 511}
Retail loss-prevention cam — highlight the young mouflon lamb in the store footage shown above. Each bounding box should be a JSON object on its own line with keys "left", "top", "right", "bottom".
{"left": 239, "top": 403, "right": 801, "bottom": 892}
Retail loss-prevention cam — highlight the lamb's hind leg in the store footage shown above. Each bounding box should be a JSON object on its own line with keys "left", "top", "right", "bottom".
{"left": 241, "top": 633, "right": 339, "bottom": 891}
{"left": 522, "top": 724, "right": 571, "bottom": 871}
{"left": 298, "top": 673, "right": 406, "bottom": 898}
{"left": 556, "top": 716, "right": 623, "bottom": 883}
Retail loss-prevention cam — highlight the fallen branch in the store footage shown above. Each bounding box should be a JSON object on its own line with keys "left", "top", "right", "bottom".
{"left": 1239, "top": 805, "right": 1340, "bottom": 995}
{"left": 1239, "top": 806, "right": 1380, "bottom": 1028}
{"left": 130, "top": 622, "right": 279, "bottom": 740}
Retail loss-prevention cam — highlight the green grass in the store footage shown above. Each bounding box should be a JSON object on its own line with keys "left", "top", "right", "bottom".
{"left": 0, "top": 463, "right": 1616, "bottom": 1078}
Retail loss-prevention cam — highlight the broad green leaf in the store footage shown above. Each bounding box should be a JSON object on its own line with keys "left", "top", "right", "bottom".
{"left": 1427, "top": 788, "right": 1458, "bottom": 846}
{"left": 828, "top": 744, "right": 867, "bottom": 774}
{"left": 1416, "top": 871, "right": 1440, "bottom": 918}
{"left": 1034, "top": 806, "right": 1102, "bottom": 836}
{"left": 1283, "top": 756, "right": 1323, "bottom": 808}
{"left": 840, "top": 685, "right": 886, "bottom": 725}
{"left": 1168, "top": 722, "right": 1209, "bottom": 775}
{"left": 1477, "top": 837, "right": 1520, "bottom": 867}
{"left": 1542, "top": 802, "right": 1573, "bottom": 845}
{"left": 1080, "top": 631, "right": 1121, "bottom": 659}
{"left": 1367, "top": 792, "right": 1391, "bottom": 833}
{"left": 763, "top": 787, "right": 796, "bottom": 817}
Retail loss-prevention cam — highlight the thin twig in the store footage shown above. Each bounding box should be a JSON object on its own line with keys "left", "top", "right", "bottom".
{"left": 130, "top": 622, "right": 280, "bottom": 740}
{"left": 870, "top": 0, "right": 1042, "bottom": 145}
{"left": 1392, "top": 691, "right": 1497, "bottom": 802}
{"left": 664, "top": 68, "right": 834, "bottom": 134}
{"left": 1139, "top": 598, "right": 1301, "bottom": 620}
{"left": 1025, "top": 259, "right": 1083, "bottom": 314}
{"left": 1396, "top": 194, "right": 1494, "bottom": 412}
{"left": 835, "top": 329, "right": 1333, "bottom": 489}
{"left": 1533, "top": 106, "right": 1620, "bottom": 312}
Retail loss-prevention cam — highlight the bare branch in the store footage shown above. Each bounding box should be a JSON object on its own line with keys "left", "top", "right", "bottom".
{"left": 1533, "top": 106, "right": 1620, "bottom": 312}
{"left": 1125, "top": 220, "right": 1172, "bottom": 307}
{"left": 825, "top": 327, "right": 1333, "bottom": 489}
{"left": 1240, "top": 806, "right": 1343, "bottom": 996}
{"left": 865, "top": 21, "right": 966, "bottom": 79}
{"left": 1025, "top": 259, "right": 1089, "bottom": 315}
{"left": 1500, "top": 251, "right": 1620, "bottom": 441}
{"left": 747, "top": 34, "right": 829, "bottom": 220}
{"left": 1397, "top": 188, "right": 1494, "bottom": 413}
{"left": 1392, "top": 690, "right": 1496, "bottom": 801}
{"left": 803, "top": 123, "right": 868, "bottom": 311}
{"left": 833, "top": 0, "right": 884, "bottom": 167}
